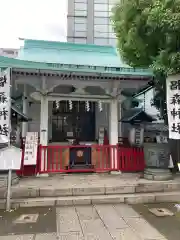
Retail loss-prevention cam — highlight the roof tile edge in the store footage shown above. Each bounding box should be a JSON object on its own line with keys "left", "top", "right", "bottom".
{"left": 23, "top": 39, "right": 117, "bottom": 55}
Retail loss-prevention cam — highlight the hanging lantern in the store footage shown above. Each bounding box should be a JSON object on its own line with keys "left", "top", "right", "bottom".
{"left": 55, "top": 100, "right": 60, "bottom": 109}
{"left": 98, "top": 101, "right": 103, "bottom": 112}
{"left": 69, "top": 100, "right": 73, "bottom": 110}
{"left": 85, "top": 101, "right": 90, "bottom": 112}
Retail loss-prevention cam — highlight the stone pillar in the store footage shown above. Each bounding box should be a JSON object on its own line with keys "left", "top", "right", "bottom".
{"left": 118, "top": 101, "right": 122, "bottom": 138}
{"left": 39, "top": 76, "right": 49, "bottom": 176}
{"left": 109, "top": 99, "right": 120, "bottom": 173}
{"left": 22, "top": 85, "right": 28, "bottom": 138}
{"left": 39, "top": 95, "right": 49, "bottom": 176}
{"left": 40, "top": 96, "right": 49, "bottom": 146}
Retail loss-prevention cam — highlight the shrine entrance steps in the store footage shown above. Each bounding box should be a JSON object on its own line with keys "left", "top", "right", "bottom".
{"left": 0, "top": 173, "right": 180, "bottom": 209}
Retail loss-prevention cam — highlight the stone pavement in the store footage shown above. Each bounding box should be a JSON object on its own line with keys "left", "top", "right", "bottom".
{"left": 0, "top": 204, "right": 167, "bottom": 240}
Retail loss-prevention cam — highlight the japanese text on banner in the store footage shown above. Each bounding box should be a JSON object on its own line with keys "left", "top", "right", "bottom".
{"left": 0, "top": 69, "right": 11, "bottom": 140}
{"left": 167, "top": 77, "right": 180, "bottom": 139}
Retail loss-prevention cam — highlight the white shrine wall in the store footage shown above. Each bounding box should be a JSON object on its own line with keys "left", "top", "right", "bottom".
{"left": 27, "top": 102, "right": 53, "bottom": 140}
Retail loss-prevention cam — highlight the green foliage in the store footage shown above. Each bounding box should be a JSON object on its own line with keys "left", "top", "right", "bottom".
{"left": 111, "top": 0, "right": 180, "bottom": 120}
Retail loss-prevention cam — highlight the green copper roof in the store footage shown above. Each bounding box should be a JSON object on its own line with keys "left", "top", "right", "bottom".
{"left": 18, "top": 39, "right": 126, "bottom": 68}
{"left": 0, "top": 39, "right": 153, "bottom": 77}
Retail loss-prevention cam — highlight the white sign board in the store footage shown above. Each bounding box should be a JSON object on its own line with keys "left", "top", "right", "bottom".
{"left": 167, "top": 75, "right": 180, "bottom": 139}
{"left": 24, "top": 132, "right": 38, "bottom": 165}
{"left": 0, "top": 68, "right": 11, "bottom": 143}
{"left": 0, "top": 146, "right": 22, "bottom": 170}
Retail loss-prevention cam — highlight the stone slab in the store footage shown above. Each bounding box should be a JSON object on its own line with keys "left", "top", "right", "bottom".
{"left": 94, "top": 204, "right": 128, "bottom": 229}
{"left": 124, "top": 193, "right": 155, "bottom": 204}
{"left": 110, "top": 228, "right": 142, "bottom": 240}
{"left": 72, "top": 186, "right": 105, "bottom": 196}
{"left": 125, "top": 217, "right": 165, "bottom": 239}
{"left": 56, "top": 207, "right": 82, "bottom": 234}
{"left": 105, "top": 185, "right": 135, "bottom": 194}
{"left": 75, "top": 205, "right": 112, "bottom": 240}
{"left": 0, "top": 235, "right": 34, "bottom": 240}
{"left": 113, "top": 204, "right": 140, "bottom": 218}
{"left": 163, "top": 183, "right": 180, "bottom": 192}
{"left": 35, "top": 233, "right": 58, "bottom": 240}
{"left": 11, "top": 188, "right": 39, "bottom": 199}
{"left": 155, "top": 191, "right": 180, "bottom": 202}
{"left": 91, "top": 195, "right": 124, "bottom": 204}
{"left": 40, "top": 188, "right": 72, "bottom": 197}
{"left": 13, "top": 198, "right": 55, "bottom": 208}
{"left": 135, "top": 183, "right": 164, "bottom": 193}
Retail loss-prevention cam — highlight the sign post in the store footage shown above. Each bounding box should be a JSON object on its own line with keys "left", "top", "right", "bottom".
{"left": 6, "top": 169, "right": 12, "bottom": 211}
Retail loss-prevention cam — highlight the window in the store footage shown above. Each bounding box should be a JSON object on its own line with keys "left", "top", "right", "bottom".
{"left": 74, "top": 10, "right": 87, "bottom": 16}
{"left": 94, "top": 31, "right": 108, "bottom": 38}
{"left": 75, "top": 17, "right": 87, "bottom": 24}
{"left": 75, "top": 0, "right": 87, "bottom": 2}
{"left": 94, "top": 3, "right": 108, "bottom": 11}
{"left": 94, "top": 0, "right": 108, "bottom": 3}
{"left": 109, "top": 31, "right": 116, "bottom": 38}
{"left": 74, "top": 31, "right": 87, "bottom": 37}
{"left": 109, "top": 38, "right": 116, "bottom": 46}
{"left": 74, "top": 38, "right": 87, "bottom": 43}
{"left": 94, "top": 11, "right": 108, "bottom": 17}
{"left": 94, "top": 24, "right": 108, "bottom": 32}
{"left": 75, "top": 23, "right": 87, "bottom": 31}
{"left": 94, "top": 17, "right": 109, "bottom": 25}
{"left": 94, "top": 38, "right": 109, "bottom": 45}
{"left": 75, "top": 3, "right": 87, "bottom": 10}
{"left": 109, "top": 24, "right": 114, "bottom": 33}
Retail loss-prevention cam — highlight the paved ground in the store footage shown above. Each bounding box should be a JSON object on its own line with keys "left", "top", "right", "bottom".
{"left": 133, "top": 202, "right": 180, "bottom": 240}
{"left": 0, "top": 204, "right": 167, "bottom": 240}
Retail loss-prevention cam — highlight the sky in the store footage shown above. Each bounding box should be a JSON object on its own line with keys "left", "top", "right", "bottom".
{"left": 0, "top": 0, "right": 67, "bottom": 48}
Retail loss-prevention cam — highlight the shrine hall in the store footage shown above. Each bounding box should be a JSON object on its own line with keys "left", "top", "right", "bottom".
{"left": 0, "top": 39, "right": 153, "bottom": 174}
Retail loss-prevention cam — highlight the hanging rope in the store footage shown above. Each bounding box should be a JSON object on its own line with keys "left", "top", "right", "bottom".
{"left": 98, "top": 101, "right": 103, "bottom": 112}
{"left": 69, "top": 100, "right": 73, "bottom": 110}
{"left": 85, "top": 101, "right": 90, "bottom": 112}
{"left": 55, "top": 100, "right": 60, "bottom": 109}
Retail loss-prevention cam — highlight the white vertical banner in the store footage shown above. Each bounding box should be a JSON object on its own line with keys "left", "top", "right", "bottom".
{"left": 166, "top": 75, "right": 180, "bottom": 139}
{"left": 0, "top": 68, "right": 11, "bottom": 143}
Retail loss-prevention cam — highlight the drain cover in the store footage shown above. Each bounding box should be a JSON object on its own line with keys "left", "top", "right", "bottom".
{"left": 14, "top": 214, "right": 39, "bottom": 224}
{"left": 149, "top": 208, "right": 174, "bottom": 217}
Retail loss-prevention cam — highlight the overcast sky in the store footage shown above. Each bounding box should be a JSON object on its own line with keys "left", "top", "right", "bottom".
{"left": 0, "top": 0, "right": 67, "bottom": 48}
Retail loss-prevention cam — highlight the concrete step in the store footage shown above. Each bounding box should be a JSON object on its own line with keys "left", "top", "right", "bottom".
{"left": 1, "top": 191, "right": 180, "bottom": 209}
{"left": 1, "top": 181, "right": 180, "bottom": 200}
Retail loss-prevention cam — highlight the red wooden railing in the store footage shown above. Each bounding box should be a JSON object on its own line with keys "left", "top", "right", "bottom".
{"left": 17, "top": 144, "right": 145, "bottom": 176}
{"left": 39, "top": 144, "right": 145, "bottom": 174}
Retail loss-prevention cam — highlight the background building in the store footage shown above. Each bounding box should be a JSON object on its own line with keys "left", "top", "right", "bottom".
{"left": 67, "top": 0, "right": 117, "bottom": 46}
{"left": 0, "top": 48, "right": 18, "bottom": 58}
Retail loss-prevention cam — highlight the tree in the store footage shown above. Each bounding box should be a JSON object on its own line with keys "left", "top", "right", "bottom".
{"left": 111, "top": 0, "right": 180, "bottom": 122}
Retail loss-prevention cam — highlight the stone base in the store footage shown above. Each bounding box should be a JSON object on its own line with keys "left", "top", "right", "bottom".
{"left": 144, "top": 168, "right": 173, "bottom": 181}
{"left": 110, "top": 171, "right": 121, "bottom": 175}
{"left": 36, "top": 173, "right": 49, "bottom": 177}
